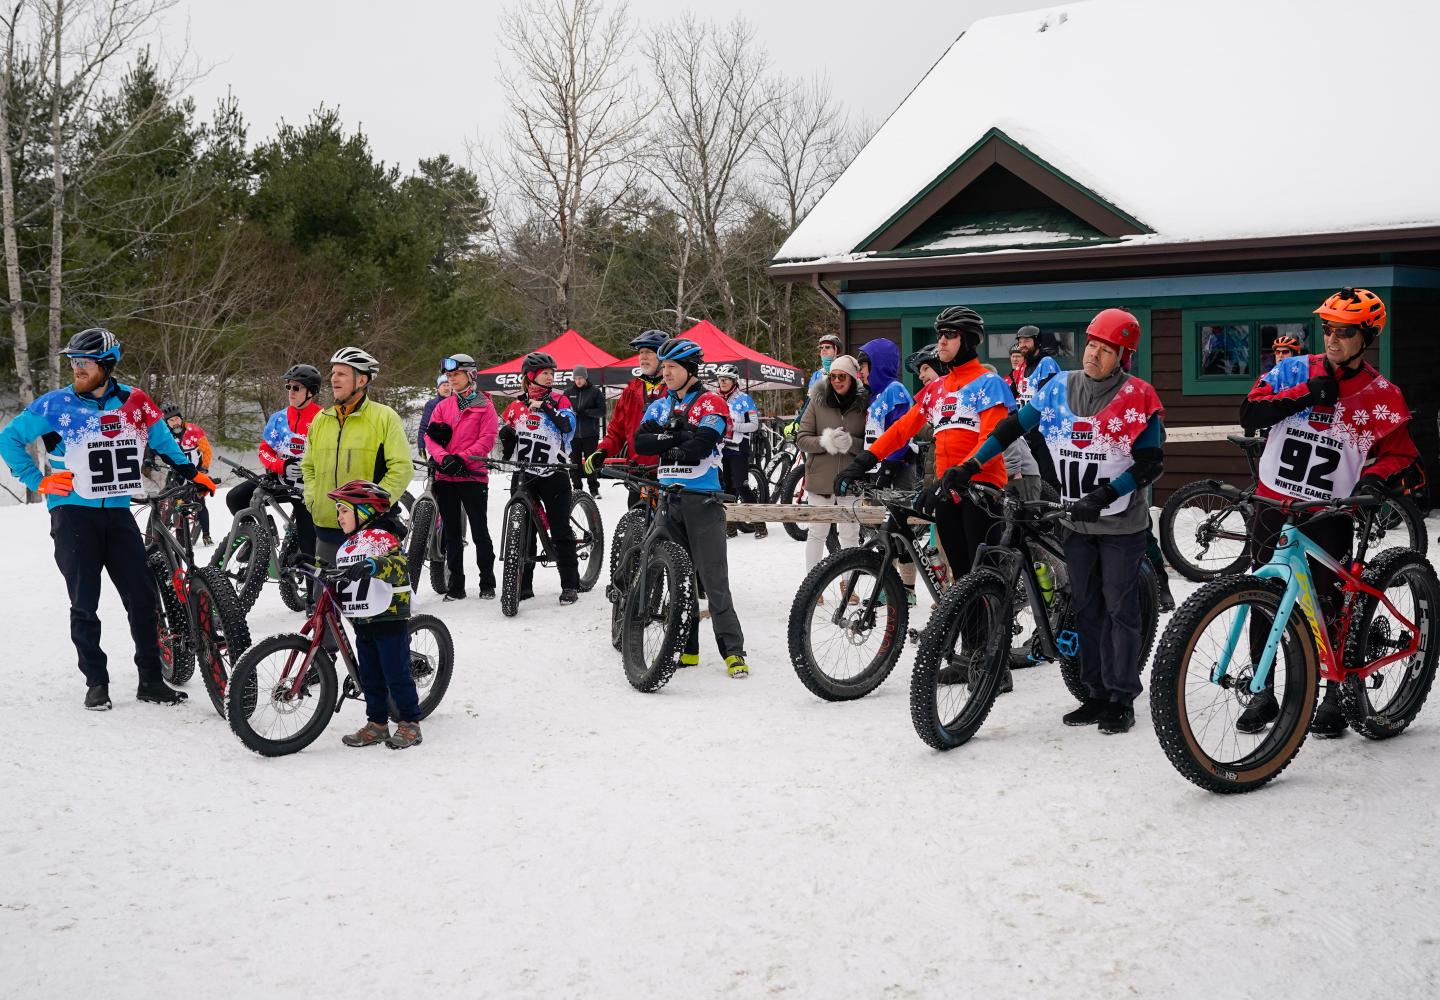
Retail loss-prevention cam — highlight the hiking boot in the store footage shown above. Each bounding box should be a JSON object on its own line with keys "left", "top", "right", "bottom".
{"left": 559, "top": 588, "right": 579, "bottom": 605}
{"left": 1063, "top": 698, "right": 1107, "bottom": 727}
{"left": 443, "top": 591, "right": 466, "bottom": 602}
{"left": 725, "top": 524, "right": 739, "bottom": 539}
{"left": 1156, "top": 574, "right": 1176, "bottom": 614}
{"left": 342, "top": 721, "right": 390, "bottom": 748}
{"left": 85, "top": 684, "right": 112, "bottom": 711}
{"left": 136, "top": 678, "right": 187, "bottom": 705}
{"left": 1235, "top": 688, "right": 1279, "bottom": 733}
{"left": 479, "top": 584, "right": 496, "bottom": 600}
{"left": 937, "top": 652, "right": 978, "bottom": 686}
{"left": 386, "top": 721, "right": 422, "bottom": 749}
{"left": 679, "top": 652, "right": 700, "bottom": 668}
{"left": 1099, "top": 701, "right": 1136, "bottom": 735}
{"left": 997, "top": 666, "right": 1014, "bottom": 695}
{"left": 1309, "top": 685, "right": 1348, "bottom": 739}
{"left": 725, "top": 653, "right": 750, "bottom": 678}
{"left": 201, "top": 534, "right": 214, "bottom": 547}
{"left": 754, "top": 523, "right": 768, "bottom": 539}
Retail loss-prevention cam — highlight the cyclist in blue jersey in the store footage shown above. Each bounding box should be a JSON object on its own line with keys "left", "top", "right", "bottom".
{"left": 0, "top": 329, "right": 217, "bottom": 710}
{"left": 634, "top": 338, "right": 749, "bottom": 678}
{"left": 857, "top": 337, "right": 916, "bottom": 489}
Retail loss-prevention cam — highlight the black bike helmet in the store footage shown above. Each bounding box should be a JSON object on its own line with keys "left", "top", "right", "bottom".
{"left": 521, "top": 351, "right": 556, "bottom": 382}
{"left": 162, "top": 402, "right": 184, "bottom": 421}
{"left": 934, "top": 306, "right": 985, "bottom": 345}
{"left": 282, "top": 363, "right": 322, "bottom": 394}
{"left": 60, "top": 327, "right": 122, "bottom": 373}
{"left": 905, "top": 343, "right": 950, "bottom": 377}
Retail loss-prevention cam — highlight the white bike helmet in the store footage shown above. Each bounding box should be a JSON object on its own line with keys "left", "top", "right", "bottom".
{"left": 330, "top": 346, "right": 380, "bottom": 377}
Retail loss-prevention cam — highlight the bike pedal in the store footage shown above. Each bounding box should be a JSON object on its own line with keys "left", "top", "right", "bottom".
{"left": 906, "top": 627, "right": 921, "bottom": 643}
{"left": 1056, "top": 630, "right": 1080, "bottom": 658}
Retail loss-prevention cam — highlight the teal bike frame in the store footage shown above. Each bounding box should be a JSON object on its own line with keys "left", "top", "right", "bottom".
{"left": 1214, "top": 494, "right": 1421, "bottom": 694}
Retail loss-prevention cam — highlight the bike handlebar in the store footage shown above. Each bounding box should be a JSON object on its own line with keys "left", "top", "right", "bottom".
{"left": 597, "top": 464, "right": 735, "bottom": 502}
{"left": 133, "top": 480, "right": 201, "bottom": 505}
{"left": 1216, "top": 481, "right": 1386, "bottom": 514}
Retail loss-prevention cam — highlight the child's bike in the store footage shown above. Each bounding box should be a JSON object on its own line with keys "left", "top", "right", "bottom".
{"left": 1150, "top": 484, "right": 1440, "bottom": 793}
{"left": 226, "top": 564, "right": 454, "bottom": 757}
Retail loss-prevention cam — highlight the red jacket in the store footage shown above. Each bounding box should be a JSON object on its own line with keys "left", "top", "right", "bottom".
{"left": 258, "top": 401, "right": 322, "bottom": 474}
{"left": 597, "top": 374, "right": 666, "bottom": 468}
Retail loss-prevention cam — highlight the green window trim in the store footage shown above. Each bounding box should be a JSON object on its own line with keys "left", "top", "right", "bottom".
{"left": 1181, "top": 304, "right": 1321, "bottom": 395}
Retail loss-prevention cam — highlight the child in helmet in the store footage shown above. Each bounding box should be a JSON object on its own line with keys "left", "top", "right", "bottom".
{"left": 328, "top": 479, "right": 422, "bottom": 749}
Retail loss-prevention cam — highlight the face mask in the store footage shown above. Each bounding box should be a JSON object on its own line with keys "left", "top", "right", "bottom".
{"left": 821, "top": 356, "right": 834, "bottom": 373}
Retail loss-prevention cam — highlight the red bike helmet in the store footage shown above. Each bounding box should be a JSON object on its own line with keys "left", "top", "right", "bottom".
{"left": 327, "top": 479, "right": 392, "bottom": 527}
{"left": 1086, "top": 308, "right": 1142, "bottom": 360}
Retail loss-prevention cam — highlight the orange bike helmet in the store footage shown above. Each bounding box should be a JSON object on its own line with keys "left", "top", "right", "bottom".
{"left": 1086, "top": 308, "right": 1142, "bottom": 356}
{"left": 1271, "top": 334, "right": 1304, "bottom": 354}
{"left": 1314, "top": 287, "right": 1386, "bottom": 332}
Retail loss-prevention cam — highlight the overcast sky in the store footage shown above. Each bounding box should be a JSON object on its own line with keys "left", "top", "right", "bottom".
{"left": 157, "top": 0, "right": 1055, "bottom": 172}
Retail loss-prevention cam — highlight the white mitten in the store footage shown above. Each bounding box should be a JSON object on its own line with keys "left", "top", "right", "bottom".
{"left": 831, "top": 429, "right": 854, "bottom": 454}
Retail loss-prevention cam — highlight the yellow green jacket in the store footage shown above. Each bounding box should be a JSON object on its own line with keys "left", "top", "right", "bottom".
{"left": 302, "top": 395, "right": 413, "bottom": 530}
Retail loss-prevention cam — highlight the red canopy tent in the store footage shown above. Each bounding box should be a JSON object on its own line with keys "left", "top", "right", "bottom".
{"left": 601, "top": 320, "right": 804, "bottom": 391}
{"left": 475, "top": 329, "right": 622, "bottom": 394}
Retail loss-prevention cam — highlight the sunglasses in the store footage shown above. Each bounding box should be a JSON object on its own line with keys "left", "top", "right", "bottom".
{"left": 935, "top": 328, "right": 963, "bottom": 340}
{"left": 285, "top": 383, "right": 308, "bottom": 392}
{"left": 67, "top": 358, "right": 100, "bottom": 371}
{"left": 1322, "top": 324, "right": 1361, "bottom": 341}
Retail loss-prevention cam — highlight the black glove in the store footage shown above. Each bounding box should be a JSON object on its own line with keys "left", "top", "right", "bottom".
{"left": 1356, "top": 473, "right": 1389, "bottom": 497}
{"left": 917, "top": 458, "right": 981, "bottom": 517}
{"left": 1306, "top": 373, "right": 1339, "bottom": 407}
{"left": 662, "top": 447, "right": 686, "bottom": 464}
{"left": 497, "top": 424, "right": 517, "bottom": 459}
{"left": 1067, "top": 483, "right": 1120, "bottom": 523}
{"left": 876, "top": 460, "right": 908, "bottom": 489}
{"left": 439, "top": 454, "right": 466, "bottom": 476}
{"left": 339, "top": 557, "right": 376, "bottom": 582}
{"left": 425, "top": 421, "right": 454, "bottom": 448}
{"left": 834, "top": 451, "right": 879, "bottom": 496}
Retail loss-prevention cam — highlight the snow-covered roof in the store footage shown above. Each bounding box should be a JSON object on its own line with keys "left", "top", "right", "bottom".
{"left": 776, "top": 0, "right": 1440, "bottom": 263}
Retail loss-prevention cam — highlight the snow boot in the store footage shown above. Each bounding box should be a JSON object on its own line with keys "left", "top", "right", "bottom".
{"left": 1063, "top": 698, "right": 1107, "bottom": 727}
{"left": 937, "top": 651, "right": 979, "bottom": 686}
{"left": 1235, "top": 689, "right": 1279, "bottom": 733}
{"left": 725, "top": 654, "right": 749, "bottom": 678}
{"left": 1098, "top": 701, "right": 1136, "bottom": 735}
{"left": 443, "top": 591, "right": 465, "bottom": 602}
{"left": 1309, "top": 684, "right": 1348, "bottom": 739}
{"left": 479, "top": 583, "right": 496, "bottom": 600}
{"left": 136, "top": 678, "right": 187, "bottom": 705}
{"left": 559, "top": 588, "right": 579, "bottom": 605}
{"left": 386, "top": 721, "right": 422, "bottom": 750}
{"left": 85, "top": 684, "right": 112, "bottom": 711}
{"left": 341, "top": 721, "right": 389, "bottom": 748}
{"left": 754, "top": 523, "right": 768, "bottom": 539}
{"left": 1156, "top": 573, "right": 1176, "bottom": 614}
{"left": 679, "top": 652, "right": 700, "bottom": 669}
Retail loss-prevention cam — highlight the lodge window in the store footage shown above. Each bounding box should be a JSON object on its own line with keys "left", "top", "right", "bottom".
{"left": 1182, "top": 308, "right": 1316, "bottom": 395}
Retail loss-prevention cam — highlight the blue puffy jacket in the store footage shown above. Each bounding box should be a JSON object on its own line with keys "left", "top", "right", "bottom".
{"left": 860, "top": 337, "right": 914, "bottom": 466}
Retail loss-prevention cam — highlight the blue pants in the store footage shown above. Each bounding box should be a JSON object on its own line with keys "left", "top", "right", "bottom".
{"left": 50, "top": 505, "right": 163, "bottom": 686}
{"left": 1063, "top": 529, "right": 1147, "bottom": 704}
{"left": 354, "top": 620, "right": 419, "bottom": 724}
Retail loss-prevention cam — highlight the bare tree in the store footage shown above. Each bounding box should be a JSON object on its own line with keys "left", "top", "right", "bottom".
{"left": 0, "top": 1, "right": 41, "bottom": 406}
{"left": 483, "top": 0, "right": 646, "bottom": 334}
{"left": 36, "top": 0, "right": 180, "bottom": 388}
{"left": 643, "top": 13, "right": 777, "bottom": 333}
{"left": 755, "top": 75, "right": 844, "bottom": 359}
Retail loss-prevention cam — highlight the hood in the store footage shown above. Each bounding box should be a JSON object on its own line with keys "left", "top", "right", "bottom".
{"left": 860, "top": 337, "right": 900, "bottom": 394}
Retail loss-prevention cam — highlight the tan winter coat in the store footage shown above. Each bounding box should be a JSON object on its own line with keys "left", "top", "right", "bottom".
{"left": 796, "top": 380, "right": 870, "bottom": 496}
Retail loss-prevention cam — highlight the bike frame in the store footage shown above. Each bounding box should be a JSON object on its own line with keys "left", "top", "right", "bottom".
{"left": 1217, "top": 508, "right": 1423, "bottom": 692}
{"left": 139, "top": 484, "right": 208, "bottom": 637}
{"left": 278, "top": 567, "right": 364, "bottom": 713}
{"left": 967, "top": 488, "right": 1074, "bottom": 665}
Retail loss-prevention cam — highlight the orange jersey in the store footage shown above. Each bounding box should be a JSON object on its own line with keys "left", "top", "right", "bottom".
{"left": 868, "top": 358, "right": 1015, "bottom": 486}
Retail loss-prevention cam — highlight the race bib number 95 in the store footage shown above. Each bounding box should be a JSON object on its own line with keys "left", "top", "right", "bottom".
{"left": 71, "top": 438, "right": 145, "bottom": 499}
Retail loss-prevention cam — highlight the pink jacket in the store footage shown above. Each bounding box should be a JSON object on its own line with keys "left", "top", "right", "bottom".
{"left": 425, "top": 391, "right": 499, "bottom": 484}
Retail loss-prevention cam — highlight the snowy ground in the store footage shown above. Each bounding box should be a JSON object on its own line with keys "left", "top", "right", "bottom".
{"left": 3, "top": 481, "right": 1438, "bottom": 999}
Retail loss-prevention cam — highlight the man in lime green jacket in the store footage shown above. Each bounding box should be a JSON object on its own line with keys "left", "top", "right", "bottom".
{"left": 302, "top": 346, "right": 415, "bottom": 563}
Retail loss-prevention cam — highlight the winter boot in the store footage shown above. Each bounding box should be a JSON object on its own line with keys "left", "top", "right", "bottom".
{"left": 1309, "top": 683, "right": 1348, "bottom": 739}
{"left": 725, "top": 653, "right": 750, "bottom": 678}
{"left": 1156, "top": 573, "right": 1176, "bottom": 614}
{"left": 479, "top": 582, "right": 496, "bottom": 600}
{"left": 937, "top": 651, "right": 978, "bottom": 686}
{"left": 1235, "top": 688, "right": 1279, "bottom": 733}
{"left": 1098, "top": 701, "right": 1136, "bottom": 735}
{"left": 386, "top": 721, "right": 422, "bottom": 750}
{"left": 725, "top": 523, "right": 739, "bottom": 539}
{"left": 136, "top": 678, "right": 187, "bottom": 705}
{"left": 679, "top": 652, "right": 700, "bottom": 668}
{"left": 341, "top": 721, "right": 389, "bottom": 748}
{"left": 1063, "top": 698, "right": 1107, "bottom": 727}
{"left": 443, "top": 591, "right": 466, "bottom": 602}
{"left": 85, "top": 684, "right": 112, "bottom": 711}
{"left": 997, "top": 666, "right": 1014, "bottom": 695}
{"left": 754, "top": 523, "right": 768, "bottom": 539}
{"left": 559, "top": 588, "right": 579, "bottom": 605}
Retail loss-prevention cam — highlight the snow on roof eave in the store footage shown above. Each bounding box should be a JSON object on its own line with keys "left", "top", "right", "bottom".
{"left": 770, "top": 219, "right": 1440, "bottom": 274}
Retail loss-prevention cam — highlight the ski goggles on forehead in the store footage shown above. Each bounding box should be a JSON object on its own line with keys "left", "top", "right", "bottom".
{"left": 441, "top": 356, "right": 475, "bottom": 372}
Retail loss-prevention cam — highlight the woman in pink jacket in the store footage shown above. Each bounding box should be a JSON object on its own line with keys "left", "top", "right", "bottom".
{"left": 422, "top": 354, "right": 500, "bottom": 600}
